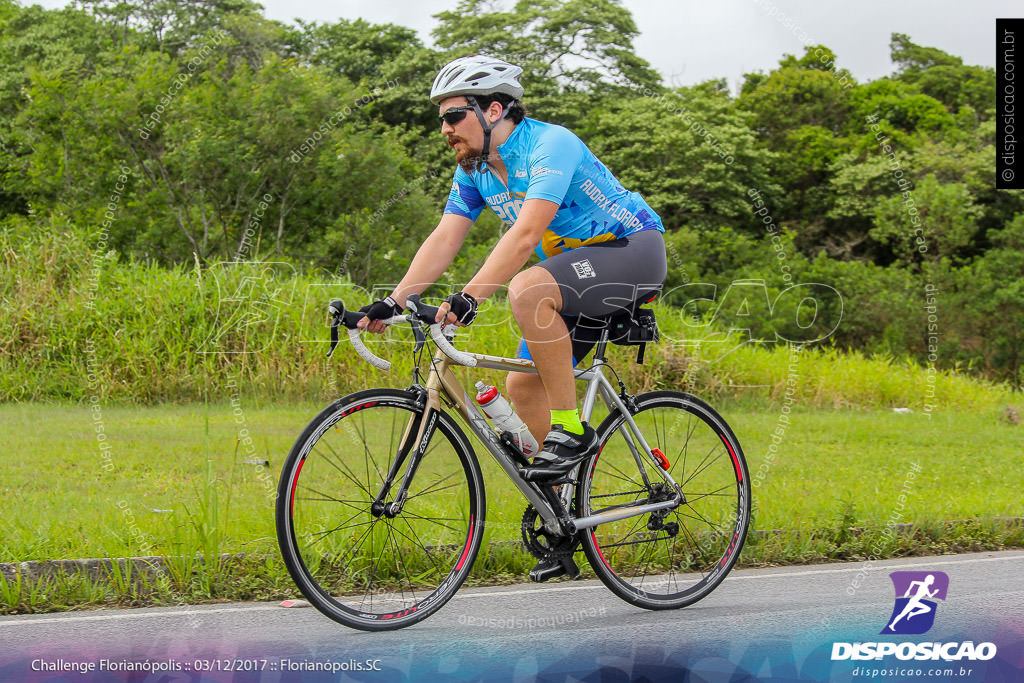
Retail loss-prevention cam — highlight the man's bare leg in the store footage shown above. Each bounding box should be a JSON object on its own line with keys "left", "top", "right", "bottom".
{"left": 508, "top": 267, "right": 576, "bottom": 413}
{"left": 506, "top": 372, "right": 549, "bottom": 447}
{"left": 509, "top": 266, "right": 594, "bottom": 582}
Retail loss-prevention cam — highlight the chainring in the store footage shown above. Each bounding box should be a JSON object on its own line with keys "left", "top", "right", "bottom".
{"left": 521, "top": 505, "right": 578, "bottom": 560}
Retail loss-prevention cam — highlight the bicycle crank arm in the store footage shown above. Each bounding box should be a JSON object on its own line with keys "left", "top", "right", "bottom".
{"left": 568, "top": 496, "right": 681, "bottom": 533}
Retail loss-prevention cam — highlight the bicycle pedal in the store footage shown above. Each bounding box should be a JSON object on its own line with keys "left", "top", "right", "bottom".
{"left": 529, "top": 562, "right": 565, "bottom": 583}
{"left": 528, "top": 556, "right": 580, "bottom": 583}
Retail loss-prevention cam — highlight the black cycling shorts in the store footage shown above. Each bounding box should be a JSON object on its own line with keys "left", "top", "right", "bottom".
{"left": 515, "top": 228, "right": 667, "bottom": 365}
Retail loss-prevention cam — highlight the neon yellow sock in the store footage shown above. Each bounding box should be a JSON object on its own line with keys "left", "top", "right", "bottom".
{"left": 549, "top": 408, "right": 584, "bottom": 435}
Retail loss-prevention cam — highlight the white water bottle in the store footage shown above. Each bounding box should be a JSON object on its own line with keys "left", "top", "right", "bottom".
{"left": 474, "top": 381, "right": 539, "bottom": 457}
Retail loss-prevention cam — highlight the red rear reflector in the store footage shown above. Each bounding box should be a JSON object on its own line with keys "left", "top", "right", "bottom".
{"left": 651, "top": 448, "right": 670, "bottom": 470}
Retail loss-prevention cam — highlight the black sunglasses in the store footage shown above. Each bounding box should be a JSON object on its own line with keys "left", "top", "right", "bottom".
{"left": 439, "top": 106, "right": 474, "bottom": 126}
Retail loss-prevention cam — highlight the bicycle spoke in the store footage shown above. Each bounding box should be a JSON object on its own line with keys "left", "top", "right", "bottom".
{"left": 313, "top": 442, "right": 375, "bottom": 499}
{"left": 331, "top": 516, "right": 383, "bottom": 575}
{"left": 589, "top": 488, "right": 648, "bottom": 501}
{"left": 673, "top": 506, "right": 726, "bottom": 531}
{"left": 679, "top": 483, "right": 735, "bottom": 504}
{"left": 601, "top": 457, "right": 646, "bottom": 488}
{"left": 393, "top": 516, "right": 447, "bottom": 578}
{"left": 404, "top": 472, "right": 461, "bottom": 500}
{"left": 601, "top": 507, "right": 649, "bottom": 550}
{"left": 350, "top": 411, "right": 388, "bottom": 487}
{"left": 676, "top": 519, "right": 710, "bottom": 574}
{"left": 682, "top": 444, "right": 725, "bottom": 487}
{"left": 634, "top": 521, "right": 659, "bottom": 588}
{"left": 384, "top": 520, "right": 417, "bottom": 607}
{"left": 675, "top": 412, "right": 702, "bottom": 484}
{"left": 399, "top": 510, "right": 463, "bottom": 535}
{"left": 306, "top": 505, "right": 376, "bottom": 542}
{"left": 296, "top": 486, "right": 370, "bottom": 514}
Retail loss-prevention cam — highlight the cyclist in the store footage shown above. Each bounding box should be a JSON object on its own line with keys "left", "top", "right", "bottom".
{"left": 358, "top": 54, "right": 667, "bottom": 486}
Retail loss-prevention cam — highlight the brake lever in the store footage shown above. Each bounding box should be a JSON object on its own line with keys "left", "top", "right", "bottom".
{"left": 327, "top": 299, "right": 344, "bottom": 358}
{"left": 409, "top": 316, "right": 426, "bottom": 354}
{"left": 406, "top": 293, "right": 441, "bottom": 324}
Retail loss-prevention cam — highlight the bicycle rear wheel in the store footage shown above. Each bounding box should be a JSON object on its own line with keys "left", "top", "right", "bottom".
{"left": 276, "top": 388, "right": 485, "bottom": 630}
{"left": 578, "top": 390, "right": 750, "bottom": 609}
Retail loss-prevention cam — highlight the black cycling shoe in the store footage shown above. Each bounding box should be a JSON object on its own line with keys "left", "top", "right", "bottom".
{"left": 521, "top": 424, "right": 599, "bottom": 483}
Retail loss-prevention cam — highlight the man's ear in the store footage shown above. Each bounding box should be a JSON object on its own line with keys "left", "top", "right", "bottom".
{"left": 488, "top": 101, "right": 505, "bottom": 123}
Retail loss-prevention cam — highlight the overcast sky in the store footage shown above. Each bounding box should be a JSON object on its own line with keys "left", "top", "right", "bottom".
{"left": 33, "top": 0, "right": 1015, "bottom": 90}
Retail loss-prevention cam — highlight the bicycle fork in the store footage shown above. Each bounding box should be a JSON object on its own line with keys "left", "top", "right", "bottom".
{"left": 370, "top": 386, "right": 439, "bottom": 518}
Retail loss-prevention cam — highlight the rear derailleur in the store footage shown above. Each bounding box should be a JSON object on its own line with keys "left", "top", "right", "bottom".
{"left": 645, "top": 482, "right": 680, "bottom": 537}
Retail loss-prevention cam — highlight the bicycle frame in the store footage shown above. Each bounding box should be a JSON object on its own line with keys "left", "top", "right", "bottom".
{"left": 393, "top": 332, "right": 684, "bottom": 536}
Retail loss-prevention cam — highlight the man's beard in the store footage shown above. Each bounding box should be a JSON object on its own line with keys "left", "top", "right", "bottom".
{"left": 452, "top": 139, "right": 484, "bottom": 172}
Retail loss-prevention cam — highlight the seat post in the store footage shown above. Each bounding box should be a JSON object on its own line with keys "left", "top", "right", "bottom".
{"left": 592, "top": 329, "right": 610, "bottom": 363}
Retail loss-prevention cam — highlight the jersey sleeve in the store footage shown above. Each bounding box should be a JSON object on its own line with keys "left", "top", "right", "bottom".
{"left": 525, "top": 125, "right": 582, "bottom": 205}
{"left": 443, "top": 166, "right": 486, "bottom": 221}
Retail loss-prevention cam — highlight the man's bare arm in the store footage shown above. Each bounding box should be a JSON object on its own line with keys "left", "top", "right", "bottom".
{"left": 357, "top": 212, "right": 472, "bottom": 331}
{"left": 434, "top": 198, "right": 558, "bottom": 325}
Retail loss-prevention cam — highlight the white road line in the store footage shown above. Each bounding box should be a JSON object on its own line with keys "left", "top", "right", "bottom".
{"left": 0, "top": 605, "right": 281, "bottom": 627}
{"left": 2, "top": 553, "right": 1020, "bottom": 627}
{"left": 456, "top": 553, "right": 1024, "bottom": 595}
{"left": 725, "top": 553, "right": 1024, "bottom": 581}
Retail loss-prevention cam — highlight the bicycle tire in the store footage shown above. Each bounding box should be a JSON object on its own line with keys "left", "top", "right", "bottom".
{"left": 578, "top": 390, "right": 750, "bottom": 610}
{"left": 276, "top": 388, "right": 485, "bottom": 631}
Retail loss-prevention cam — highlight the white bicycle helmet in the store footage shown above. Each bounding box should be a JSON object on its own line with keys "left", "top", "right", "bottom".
{"left": 429, "top": 55, "right": 524, "bottom": 105}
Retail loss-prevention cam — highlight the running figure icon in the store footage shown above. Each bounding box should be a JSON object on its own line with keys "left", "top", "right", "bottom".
{"left": 888, "top": 574, "right": 938, "bottom": 630}
{"left": 882, "top": 570, "right": 949, "bottom": 635}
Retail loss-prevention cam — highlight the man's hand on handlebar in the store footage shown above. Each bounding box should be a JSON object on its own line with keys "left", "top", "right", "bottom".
{"left": 356, "top": 296, "right": 402, "bottom": 334}
{"left": 436, "top": 292, "right": 478, "bottom": 327}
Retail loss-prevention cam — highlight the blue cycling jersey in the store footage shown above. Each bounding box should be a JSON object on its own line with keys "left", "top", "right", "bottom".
{"left": 443, "top": 118, "right": 663, "bottom": 259}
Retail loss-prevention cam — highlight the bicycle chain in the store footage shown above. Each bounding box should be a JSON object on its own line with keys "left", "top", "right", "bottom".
{"left": 520, "top": 505, "right": 579, "bottom": 560}
{"left": 521, "top": 483, "right": 683, "bottom": 557}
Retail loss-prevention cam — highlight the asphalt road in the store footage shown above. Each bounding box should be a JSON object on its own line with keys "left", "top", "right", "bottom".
{"left": 1, "top": 551, "right": 1022, "bottom": 682}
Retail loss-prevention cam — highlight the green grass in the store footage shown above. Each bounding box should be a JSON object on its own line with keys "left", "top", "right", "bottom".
{"left": 2, "top": 225, "right": 1019, "bottom": 411}
{"left": 6, "top": 400, "right": 1018, "bottom": 563}
{"left": 1, "top": 397, "right": 1021, "bottom": 613}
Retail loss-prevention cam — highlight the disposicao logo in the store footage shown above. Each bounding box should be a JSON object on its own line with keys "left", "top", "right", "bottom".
{"left": 882, "top": 571, "right": 948, "bottom": 635}
{"left": 831, "top": 570, "right": 997, "bottom": 662}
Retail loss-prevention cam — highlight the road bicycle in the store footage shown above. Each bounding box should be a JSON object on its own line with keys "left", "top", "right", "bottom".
{"left": 275, "top": 294, "right": 750, "bottom": 631}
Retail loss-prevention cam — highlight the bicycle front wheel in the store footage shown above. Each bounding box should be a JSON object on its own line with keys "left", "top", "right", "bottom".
{"left": 276, "top": 388, "right": 485, "bottom": 630}
{"left": 578, "top": 390, "right": 750, "bottom": 610}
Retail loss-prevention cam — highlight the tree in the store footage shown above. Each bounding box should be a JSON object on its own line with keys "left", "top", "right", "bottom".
{"left": 297, "top": 17, "right": 419, "bottom": 85}
{"left": 889, "top": 33, "right": 995, "bottom": 117}
{"left": 9, "top": 34, "right": 436, "bottom": 271}
{"left": 845, "top": 79, "right": 955, "bottom": 136}
{"left": 75, "top": 0, "right": 265, "bottom": 53}
{"left": 0, "top": 2, "right": 118, "bottom": 218}
{"left": 739, "top": 45, "right": 855, "bottom": 143}
{"left": 959, "top": 215, "right": 1024, "bottom": 384}
{"left": 890, "top": 33, "right": 962, "bottom": 73}
{"left": 737, "top": 45, "right": 855, "bottom": 231}
{"left": 580, "top": 86, "right": 779, "bottom": 235}
{"left": 432, "top": 0, "right": 661, "bottom": 97}
{"left": 871, "top": 174, "right": 981, "bottom": 266}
